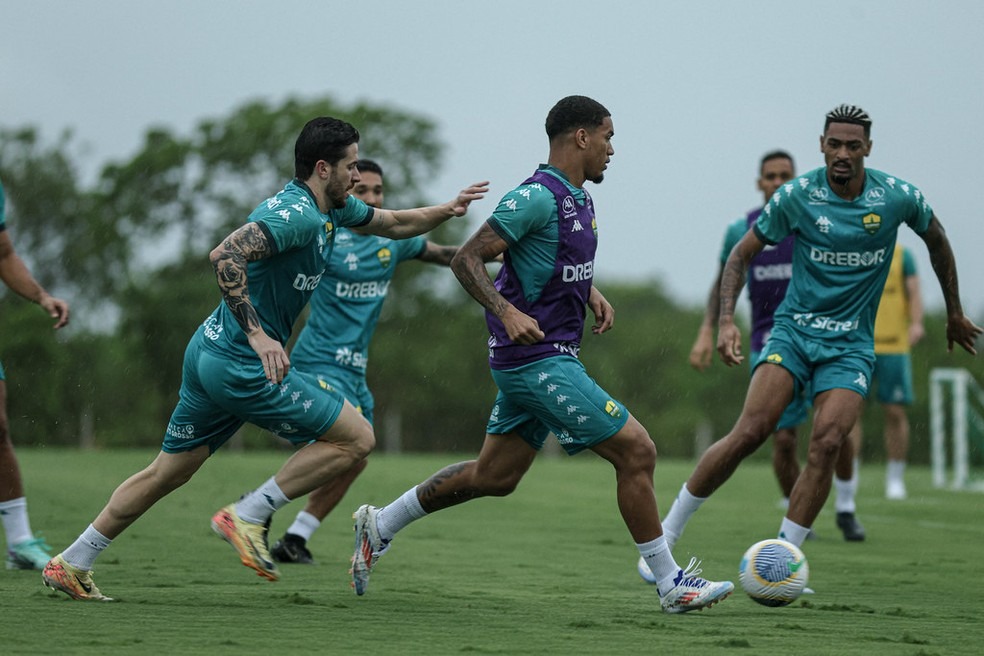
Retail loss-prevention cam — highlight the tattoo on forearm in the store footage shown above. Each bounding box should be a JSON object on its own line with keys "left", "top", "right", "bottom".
{"left": 212, "top": 224, "right": 272, "bottom": 334}
{"left": 417, "top": 461, "right": 480, "bottom": 512}
{"left": 452, "top": 233, "right": 509, "bottom": 317}
{"left": 718, "top": 258, "right": 746, "bottom": 320}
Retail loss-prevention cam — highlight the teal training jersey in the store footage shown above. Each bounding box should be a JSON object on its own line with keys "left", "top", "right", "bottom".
{"left": 487, "top": 165, "right": 590, "bottom": 304}
{"left": 196, "top": 180, "right": 372, "bottom": 359}
{"left": 290, "top": 228, "right": 426, "bottom": 375}
{"left": 718, "top": 217, "right": 747, "bottom": 264}
{"left": 754, "top": 166, "right": 933, "bottom": 346}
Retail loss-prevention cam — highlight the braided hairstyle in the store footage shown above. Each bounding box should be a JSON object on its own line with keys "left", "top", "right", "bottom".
{"left": 824, "top": 104, "right": 872, "bottom": 137}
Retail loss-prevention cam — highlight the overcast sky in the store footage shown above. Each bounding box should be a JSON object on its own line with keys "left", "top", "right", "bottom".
{"left": 2, "top": 0, "right": 982, "bottom": 318}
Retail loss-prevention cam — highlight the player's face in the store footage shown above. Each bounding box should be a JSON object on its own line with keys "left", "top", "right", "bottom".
{"left": 584, "top": 116, "right": 615, "bottom": 184}
{"left": 324, "top": 144, "right": 361, "bottom": 209}
{"left": 351, "top": 171, "right": 384, "bottom": 208}
{"left": 820, "top": 123, "right": 871, "bottom": 187}
{"left": 757, "top": 157, "right": 795, "bottom": 203}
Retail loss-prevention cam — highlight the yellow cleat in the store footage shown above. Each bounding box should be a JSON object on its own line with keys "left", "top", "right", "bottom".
{"left": 42, "top": 554, "right": 113, "bottom": 601}
{"left": 211, "top": 504, "right": 279, "bottom": 581}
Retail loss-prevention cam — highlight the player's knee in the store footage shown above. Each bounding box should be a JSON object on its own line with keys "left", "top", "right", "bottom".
{"left": 350, "top": 426, "right": 376, "bottom": 461}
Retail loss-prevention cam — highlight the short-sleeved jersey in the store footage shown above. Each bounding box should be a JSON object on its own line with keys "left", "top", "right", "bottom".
{"left": 873, "top": 245, "right": 917, "bottom": 354}
{"left": 719, "top": 209, "right": 795, "bottom": 353}
{"left": 196, "top": 180, "right": 373, "bottom": 360}
{"left": 754, "top": 167, "right": 932, "bottom": 347}
{"left": 486, "top": 165, "right": 596, "bottom": 368}
{"left": 290, "top": 228, "right": 426, "bottom": 375}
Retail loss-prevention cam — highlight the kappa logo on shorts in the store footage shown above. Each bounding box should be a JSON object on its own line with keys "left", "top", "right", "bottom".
{"left": 605, "top": 400, "right": 621, "bottom": 418}
{"left": 854, "top": 372, "right": 869, "bottom": 391}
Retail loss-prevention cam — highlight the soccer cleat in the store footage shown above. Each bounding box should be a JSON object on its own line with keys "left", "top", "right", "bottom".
{"left": 835, "top": 512, "right": 866, "bottom": 542}
{"left": 886, "top": 480, "right": 908, "bottom": 500}
{"left": 351, "top": 504, "right": 389, "bottom": 595}
{"left": 271, "top": 533, "right": 315, "bottom": 565}
{"left": 211, "top": 504, "right": 279, "bottom": 581}
{"left": 659, "top": 557, "right": 734, "bottom": 614}
{"left": 41, "top": 554, "right": 113, "bottom": 601}
{"left": 6, "top": 535, "right": 53, "bottom": 570}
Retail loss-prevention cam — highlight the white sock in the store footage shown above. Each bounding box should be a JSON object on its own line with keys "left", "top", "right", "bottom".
{"left": 637, "top": 536, "right": 679, "bottom": 594}
{"left": 63, "top": 524, "right": 112, "bottom": 570}
{"left": 286, "top": 511, "right": 321, "bottom": 542}
{"left": 834, "top": 460, "right": 859, "bottom": 513}
{"left": 887, "top": 459, "right": 906, "bottom": 484}
{"left": 778, "top": 517, "right": 811, "bottom": 547}
{"left": 660, "top": 483, "right": 706, "bottom": 550}
{"left": 235, "top": 477, "right": 291, "bottom": 525}
{"left": 376, "top": 487, "right": 427, "bottom": 541}
{"left": 0, "top": 497, "right": 33, "bottom": 546}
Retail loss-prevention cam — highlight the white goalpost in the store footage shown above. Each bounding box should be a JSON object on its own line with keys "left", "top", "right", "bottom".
{"left": 930, "top": 367, "right": 984, "bottom": 491}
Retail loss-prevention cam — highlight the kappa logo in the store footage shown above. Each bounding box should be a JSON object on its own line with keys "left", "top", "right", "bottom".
{"left": 572, "top": 219, "right": 584, "bottom": 232}
{"left": 854, "top": 372, "right": 869, "bottom": 391}
{"left": 816, "top": 216, "right": 832, "bottom": 233}
{"left": 562, "top": 196, "right": 575, "bottom": 215}
{"left": 862, "top": 213, "right": 881, "bottom": 234}
{"left": 345, "top": 252, "right": 359, "bottom": 271}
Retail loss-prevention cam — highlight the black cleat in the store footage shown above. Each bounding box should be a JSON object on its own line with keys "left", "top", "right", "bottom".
{"left": 835, "top": 512, "right": 866, "bottom": 542}
{"left": 271, "top": 533, "right": 316, "bottom": 564}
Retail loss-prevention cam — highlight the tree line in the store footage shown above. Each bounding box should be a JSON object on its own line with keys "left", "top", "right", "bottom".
{"left": 1, "top": 96, "right": 980, "bottom": 464}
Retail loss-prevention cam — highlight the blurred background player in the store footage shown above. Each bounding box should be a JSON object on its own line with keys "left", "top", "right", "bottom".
{"left": 847, "top": 243, "right": 923, "bottom": 500}
{"left": 271, "top": 159, "right": 468, "bottom": 564}
{"left": 0, "top": 178, "right": 70, "bottom": 570}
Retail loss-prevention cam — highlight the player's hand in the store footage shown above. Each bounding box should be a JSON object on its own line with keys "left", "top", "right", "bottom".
{"left": 247, "top": 330, "right": 291, "bottom": 383}
{"left": 501, "top": 306, "right": 545, "bottom": 345}
{"left": 689, "top": 326, "right": 714, "bottom": 371}
{"left": 909, "top": 322, "right": 925, "bottom": 346}
{"left": 588, "top": 287, "right": 614, "bottom": 335}
{"left": 449, "top": 181, "right": 490, "bottom": 217}
{"left": 946, "top": 314, "right": 983, "bottom": 355}
{"left": 39, "top": 293, "right": 70, "bottom": 329}
{"left": 717, "top": 320, "right": 744, "bottom": 366}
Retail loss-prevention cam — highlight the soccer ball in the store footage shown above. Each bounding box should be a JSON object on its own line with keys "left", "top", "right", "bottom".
{"left": 738, "top": 539, "right": 809, "bottom": 607}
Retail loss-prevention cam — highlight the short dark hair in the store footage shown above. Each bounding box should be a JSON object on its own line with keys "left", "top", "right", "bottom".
{"left": 356, "top": 159, "right": 384, "bottom": 178}
{"left": 294, "top": 117, "right": 360, "bottom": 179}
{"left": 824, "top": 104, "right": 872, "bottom": 138}
{"left": 545, "top": 95, "right": 610, "bottom": 141}
{"left": 760, "top": 150, "right": 795, "bottom": 175}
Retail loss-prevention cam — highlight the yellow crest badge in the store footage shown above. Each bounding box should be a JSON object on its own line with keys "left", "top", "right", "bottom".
{"left": 377, "top": 247, "right": 393, "bottom": 268}
{"left": 324, "top": 221, "right": 334, "bottom": 238}
{"left": 862, "top": 213, "right": 881, "bottom": 235}
{"left": 605, "top": 400, "right": 622, "bottom": 418}
{"left": 766, "top": 353, "right": 783, "bottom": 364}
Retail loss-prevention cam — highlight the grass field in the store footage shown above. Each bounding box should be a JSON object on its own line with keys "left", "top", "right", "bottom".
{"left": 4, "top": 448, "right": 983, "bottom": 655}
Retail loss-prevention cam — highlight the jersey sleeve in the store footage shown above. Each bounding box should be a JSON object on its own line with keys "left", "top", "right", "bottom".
{"left": 901, "top": 246, "right": 917, "bottom": 276}
{"left": 332, "top": 195, "right": 374, "bottom": 229}
{"left": 754, "top": 184, "right": 797, "bottom": 245}
{"left": 719, "top": 218, "right": 747, "bottom": 265}
{"left": 487, "top": 182, "right": 555, "bottom": 246}
{"left": 251, "top": 201, "right": 323, "bottom": 254}
{"left": 904, "top": 186, "right": 933, "bottom": 235}
{"left": 395, "top": 235, "right": 428, "bottom": 262}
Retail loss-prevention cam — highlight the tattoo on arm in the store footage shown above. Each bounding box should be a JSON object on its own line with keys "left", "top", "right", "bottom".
{"left": 718, "top": 256, "right": 746, "bottom": 321}
{"left": 417, "top": 461, "right": 480, "bottom": 512}
{"left": 211, "top": 223, "right": 273, "bottom": 334}
{"left": 420, "top": 244, "right": 458, "bottom": 267}
{"left": 923, "top": 218, "right": 963, "bottom": 315}
{"left": 451, "top": 229, "right": 509, "bottom": 317}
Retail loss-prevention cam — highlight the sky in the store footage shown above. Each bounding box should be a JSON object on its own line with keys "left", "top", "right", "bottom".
{"left": 2, "top": 0, "right": 982, "bottom": 317}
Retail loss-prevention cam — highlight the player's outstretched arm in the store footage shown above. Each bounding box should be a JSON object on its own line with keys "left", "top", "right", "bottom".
{"left": 717, "top": 231, "right": 764, "bottom": 366}
{"left": 209, "top": 223, "right": 290, "bottom": 382}
{"left": 362, "top": 182, "right": 489, "bottom": 239}
{"left": 919, "top": 216, "right": 983, "bottom": 355}
{"left": 450, "top": 222, "right": 543, "bottom": 345}
{"left": 690, "top": 266, "right": 724, "bottom": 371}
{"left": 0, "top": 231, "right": 70, "bottom": 328}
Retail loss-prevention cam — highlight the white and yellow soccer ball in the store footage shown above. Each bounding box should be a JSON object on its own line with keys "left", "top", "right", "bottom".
{"left": 738, "top": 539, "right": 809, "bottom": 607}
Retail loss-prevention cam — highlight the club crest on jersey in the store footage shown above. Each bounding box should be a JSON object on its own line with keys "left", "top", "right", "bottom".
{"left": 324, "top": 221, "right": 334, "bottom": 238}
{"left": 591, "top": 217, "right": 598, "bottom": 236}
{"left": 605, "top": 400, "right": 621, "bottom": 418}
{"left": 377, "top": 247, "right": 393, "bottom": 268}
{"left": 862, "top": 213, "right": 881, "bottom": 235}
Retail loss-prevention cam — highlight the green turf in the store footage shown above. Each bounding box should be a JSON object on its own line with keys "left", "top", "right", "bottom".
{"left": 4, "top": 448, "right": 983, "bottom": 655}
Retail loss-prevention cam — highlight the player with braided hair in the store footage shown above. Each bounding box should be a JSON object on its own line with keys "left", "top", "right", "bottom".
{"left": 660, "top": 104, "right": 981, "bottom": 561}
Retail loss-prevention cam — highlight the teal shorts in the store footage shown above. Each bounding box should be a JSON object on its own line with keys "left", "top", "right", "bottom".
{"left": 486, "top": 356, "right": 629, "bottom": 455}
{"left": 751, "top": 350, "right": 810, "bottom": 429}
{"left": 163, "top": 340, "right": 346, "bottom": 454}
{"left": 0, "top": 359, "right": 5, "bottom": 381}
{"left": 755, "top": 325, "right": 875, "bottom": 401}
{"left": 872, "top": 353, "right": 913, "bottom": 405}
{"left": 300, "top": 365, "right": 374, "bottom": 425}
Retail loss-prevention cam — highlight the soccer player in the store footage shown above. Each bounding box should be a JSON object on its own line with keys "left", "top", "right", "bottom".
{"left": 0, "top": 178, "right": 69, "bottom": 570}
{"left": 349, "top": 96, "right": 734, "bottom": 614}
{"left": 851, "top": 243, "right": 924, "bottom": 500}
{"left": 270, "top": 159, "right": 467, "bottom": 564}
{"left": 660, "top": 104, "right": 981, "bottom": 555}
{"left": 41, "top": 117, "right": 488, "bottom": 600}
